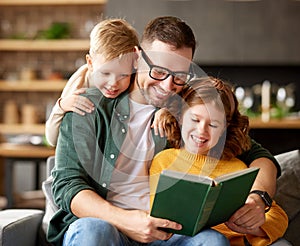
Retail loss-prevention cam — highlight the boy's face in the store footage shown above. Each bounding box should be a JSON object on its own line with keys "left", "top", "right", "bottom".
{"left": 88, "top": 53, "right": 134, "bottom": 98}
{"left": 181, "top": 102, "right": 225, "bottom": 155}
{"left": 133, "top": 40, "right": 193, "bottom": 107}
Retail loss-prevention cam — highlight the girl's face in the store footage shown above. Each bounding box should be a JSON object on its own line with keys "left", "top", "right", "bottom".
{"left": 181, "top": 102, "right": 225, "bottom": 155}
{"left": 87, "top": 53, "right": 134, "bottom": 98}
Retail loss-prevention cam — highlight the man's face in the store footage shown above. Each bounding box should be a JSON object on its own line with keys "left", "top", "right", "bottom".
{"left": 133, "top": 40, "right": 193, "bottom": 107}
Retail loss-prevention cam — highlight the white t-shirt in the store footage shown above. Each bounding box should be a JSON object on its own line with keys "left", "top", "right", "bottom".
{"left": 106, "top": 99, "right": 156, "bottom": 211}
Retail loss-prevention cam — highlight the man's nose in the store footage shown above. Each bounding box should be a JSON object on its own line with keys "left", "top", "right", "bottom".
{"left": 160, "top": 75, "right": 175, "bottom": 91}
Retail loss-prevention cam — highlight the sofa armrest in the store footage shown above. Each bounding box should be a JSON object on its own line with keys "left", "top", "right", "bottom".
{"left": 0, "top": 209, "right": 44, "bottom": 246}
{"left": 274, "top": 149, "right": 300, "bottom": 246}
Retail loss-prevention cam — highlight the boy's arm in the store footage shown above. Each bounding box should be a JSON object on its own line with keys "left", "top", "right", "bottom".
{"left": 45, "top": 64, "right": 91, "bottom": 146}
{"left": 45, "top": 99, "right": 65, "bottom": 146}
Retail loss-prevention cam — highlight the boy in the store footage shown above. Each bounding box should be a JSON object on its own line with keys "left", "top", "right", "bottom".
{"left": 45, "top": 18, "right": 139, "bottom": 146}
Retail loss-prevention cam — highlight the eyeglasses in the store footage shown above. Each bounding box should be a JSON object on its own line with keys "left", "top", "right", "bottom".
{"left": 139, "top": 47, "right": 193, "bottom": 86}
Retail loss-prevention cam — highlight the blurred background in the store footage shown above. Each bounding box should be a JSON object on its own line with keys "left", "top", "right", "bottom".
{"left": 0, "top": 0, "right": 299, "bottom": 209}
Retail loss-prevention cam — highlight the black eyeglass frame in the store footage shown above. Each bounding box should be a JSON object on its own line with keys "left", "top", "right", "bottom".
{"left": 139, "top": 47, "right": 194, "bottom": 86}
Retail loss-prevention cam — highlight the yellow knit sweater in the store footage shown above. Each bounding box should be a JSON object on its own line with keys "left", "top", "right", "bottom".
{"left": 149, "top": 148, "right": 288, "bottom": 246}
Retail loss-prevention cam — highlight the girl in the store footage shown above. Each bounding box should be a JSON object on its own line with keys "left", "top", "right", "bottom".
{"left": 150, "top": 77, "right": 288, "bottom": 245}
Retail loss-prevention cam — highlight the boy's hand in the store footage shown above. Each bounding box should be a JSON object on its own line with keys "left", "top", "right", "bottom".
{"left": 60, "top": 88, "right": 94, "bottom": 115}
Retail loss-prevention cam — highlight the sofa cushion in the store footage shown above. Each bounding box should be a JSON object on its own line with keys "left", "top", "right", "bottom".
{"left": 274, "top": 149, "right": 300, "bottom": 221}
{"left": 0, "top": 209, "right": 44, "bottom": 246}
{"left": 42, "top": 175, "right": 58, "bottom": 234}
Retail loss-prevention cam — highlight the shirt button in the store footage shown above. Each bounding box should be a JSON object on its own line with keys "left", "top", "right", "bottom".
{"left": 123, "top": 115, "right": 128, "bottom": 119}
{"left": 121, "top": 128, "right": 126, "bottom": 133}
{"left": 110, "top": 154, "right": 115, "bottom": 159}
{"left": 102, "top": 183, "right": 107, "bottom": 188}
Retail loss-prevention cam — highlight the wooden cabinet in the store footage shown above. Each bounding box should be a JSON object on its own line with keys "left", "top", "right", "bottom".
{"left": 0, "top": 0, "right": 106, "bottom": 135}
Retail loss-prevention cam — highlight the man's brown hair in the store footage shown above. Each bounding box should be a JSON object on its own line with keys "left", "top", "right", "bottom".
{"left": 141, "top": 16, "right": 196, "bottom": 57}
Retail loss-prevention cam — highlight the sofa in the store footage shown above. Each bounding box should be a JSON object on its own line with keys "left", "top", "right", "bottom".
{"left": 0, "top": 149, "right": 299, "bottom": 246}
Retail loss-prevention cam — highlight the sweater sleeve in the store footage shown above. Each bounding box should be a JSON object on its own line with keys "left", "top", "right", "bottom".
{"left": 149, "top": 150, "right": 177, "bottom": 208}
{"left": 45, "top": 99, "right": 65, "bottom": 146}
{"left": 213, "top": 201, "right": 288, "bottom": 246}
{"left": 45, "top": 64, "right": 89, "bottom": 146}
{"left": 149, "top": 153, "right": 164, "bottom": 208}
{"left": 246, "top": 201, "right": 288, "bottom": 246}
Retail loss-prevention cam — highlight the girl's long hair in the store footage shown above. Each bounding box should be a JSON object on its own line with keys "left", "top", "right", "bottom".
{"left": 164, "top": 76, "right": 251, "bottom": 160}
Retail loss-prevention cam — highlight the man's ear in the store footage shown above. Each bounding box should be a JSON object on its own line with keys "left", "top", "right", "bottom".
{"left": 86, "top": 54, "right": 94, "bottom": 72}
{"left": 179, "top": 116, "right": 183, "bottom": 126}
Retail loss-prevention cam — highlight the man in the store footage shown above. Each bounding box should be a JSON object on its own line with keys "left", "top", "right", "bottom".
{"left": 48, "top": 16, "right": 280, "bottom": 246}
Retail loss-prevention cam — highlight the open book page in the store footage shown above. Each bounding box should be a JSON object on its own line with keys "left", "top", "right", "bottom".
{"left": 161, "top": 169, "right": 213, "bottom": 185}
{"left": 214, "top": 167, "right": 259, "bottom": 185}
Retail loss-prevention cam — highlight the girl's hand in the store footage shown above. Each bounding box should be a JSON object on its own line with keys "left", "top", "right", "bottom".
{"left": 60, "top": 88, "right": 94, "bottom": 115}
{"left": 225, "top": 194, "right": 267, "bottom": 236}
{"left": 151, "top": 108, "right": 170, "bottom": 137}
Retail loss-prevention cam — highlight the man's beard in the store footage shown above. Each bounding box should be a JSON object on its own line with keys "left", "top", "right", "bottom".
{"left": 135, "top": 75, "right": 167, "bottom": 108}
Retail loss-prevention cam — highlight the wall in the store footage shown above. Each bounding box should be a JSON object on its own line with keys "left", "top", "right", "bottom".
{"left": 105, "top": 0, "right": 300, "bottom": 65}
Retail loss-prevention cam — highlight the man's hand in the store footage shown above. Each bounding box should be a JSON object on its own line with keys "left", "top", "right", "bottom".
{"left": 117, "top": 209, "right": 182, "bottom": 243}
{"left": 59, "top": 88, "right": 94, "bottom": 115}
{"left": 225, "top": 194, "right": 267, "bottom": 237}
{"left": 71, "top": 190, "right": 181, "bottom": 244}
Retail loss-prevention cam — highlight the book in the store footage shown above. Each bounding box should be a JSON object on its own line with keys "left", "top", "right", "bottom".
{"left": 150, "top": 167, "right": 259, "bottom": 236}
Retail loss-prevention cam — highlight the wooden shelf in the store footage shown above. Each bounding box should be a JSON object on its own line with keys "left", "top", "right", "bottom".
{"left": 0, "top": 142, "right": 55, "bottom": 158}
{"left": 249, "top": 118, "right": 300, "bottom": 129}
{"left": 0, "top": 0, "right": 106, "bottom": 5}
{"left": 0, "top": 39, "right": 89, "bottom": 51}
{"left": 0, "top": 124, "right": 46, "bottom": 135}
{"left": 0, "top": 80, "right": 66, "bottom": 92}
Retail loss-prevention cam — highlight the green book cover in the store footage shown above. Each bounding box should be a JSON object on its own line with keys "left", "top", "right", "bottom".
{"left": 150, "top": 167, "right": 259, "bottom": 236}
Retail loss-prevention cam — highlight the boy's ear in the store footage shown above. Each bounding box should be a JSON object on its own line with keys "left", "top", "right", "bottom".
{"left": 133, "top": 46, "right": 140, "bottom": 69}
{"left": 86, "top": 54, "right": 94, "bottom": 72}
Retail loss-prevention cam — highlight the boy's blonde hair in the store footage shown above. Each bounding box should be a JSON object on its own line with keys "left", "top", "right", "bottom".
{"left": 89, "top": 18, "right": 139, "bottom": 61}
